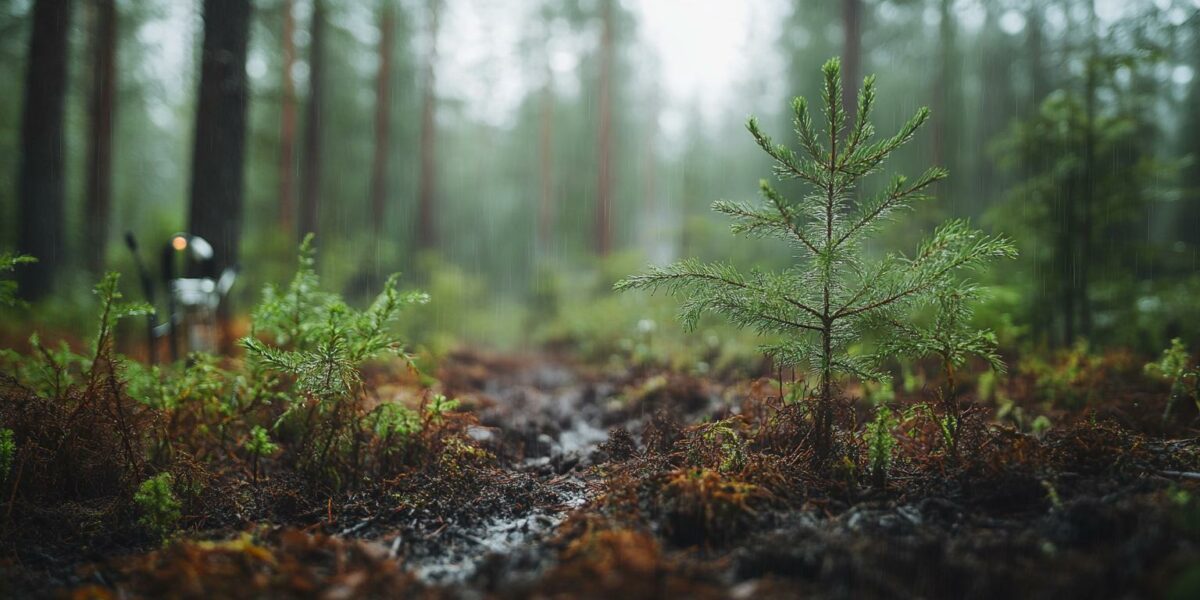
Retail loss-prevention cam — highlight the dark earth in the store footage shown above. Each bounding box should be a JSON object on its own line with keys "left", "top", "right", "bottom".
{"left": 2, "top": 347, "right": 1199, "bottom": 599}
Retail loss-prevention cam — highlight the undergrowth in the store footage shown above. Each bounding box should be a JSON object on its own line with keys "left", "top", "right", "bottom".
{"left": 0, "top": 237, "right": 494, "bottom": 577}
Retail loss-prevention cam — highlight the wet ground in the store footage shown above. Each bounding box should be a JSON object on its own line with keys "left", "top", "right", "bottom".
{"left": 385, "top": 351, "right": 1200, "bottom": 598}
{"left": 6, "top": 349, "right": 1200, "bottom": 598}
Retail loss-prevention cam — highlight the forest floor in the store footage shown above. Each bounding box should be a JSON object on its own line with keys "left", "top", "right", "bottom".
{"left": 4, "top": 347, "right": 1200, "bottom": 599}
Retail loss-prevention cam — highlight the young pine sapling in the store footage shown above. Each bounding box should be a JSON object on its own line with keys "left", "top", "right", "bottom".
{"left": 617, "top": 58, "right": 1014, "bottom": 460}
{"left": 243, "top": 425, "right": 279, "bottom": 484}
{"left": 865, "top": 405, "right": 897, "bottom": 489}
{"left": 1144, "top": 338, "right": 1199, "bottom": 426}
{"left": 134, "top": 472, "right": 181, "bottom": 540}
{"left": 241, "top": 235, "right": 428, "bottom": 485}
{"left": 875, "top": 285, "right": 1011, "bottom": 458}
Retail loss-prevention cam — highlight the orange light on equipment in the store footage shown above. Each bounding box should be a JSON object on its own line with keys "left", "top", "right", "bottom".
{"left": 171, "top": 236, "right": 188, "bottom": 251}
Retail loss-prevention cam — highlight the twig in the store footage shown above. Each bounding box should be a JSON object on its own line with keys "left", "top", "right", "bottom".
{"left": 1160, "top": 470, "right": 1200, "bottom": 481}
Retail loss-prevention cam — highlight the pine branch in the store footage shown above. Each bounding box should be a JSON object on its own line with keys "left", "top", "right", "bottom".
{"left": 840, "top": 107, "right": 931, "bottom": 176}
{"left": 747, "top": 117, "right": 825, "bottom": 186}
{"left": 835, "top": 166, "right": 947, "bottom": 248}
{"left": 835, "top": 222, "right": 1015, "bottom": 319}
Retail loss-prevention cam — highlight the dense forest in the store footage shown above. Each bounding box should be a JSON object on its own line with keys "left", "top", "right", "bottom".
{"left": 1, "top": 0, "right": 1200, "bottom": 598}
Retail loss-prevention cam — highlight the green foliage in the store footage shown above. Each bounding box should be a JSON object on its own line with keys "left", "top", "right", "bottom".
{"left": 425, "top": 393, "right": 460, "bottom": 425}
{"left": 240, "top": 236, "right": 427, "bottom": 484}
{"left": 243, "top": 235, "right": 425, "bottom": 407}
{"left": 1031, "top": 415, "right": 1052, "bottom": 438}
{"left": 0, "top": 272, "right": 151, "bottom": 396}
{"left": 134, "top": 472, "right": 181, "bottom": 539}
{"left": 0, "top": 253, "right": 36, "bottom": 307}
{"left": 0, "top": 428, "right": 14, "bottom": 481}
{"left": 1020, "top": 341, "right": 1112, "bottom": 408}
{"left": 865, "top": 405, "right": 897, "bottom": 488}
{"left": 991, "top": 69, "right": 1180, "bottom": 348}
{"left": 617, "top": 57, "right": 1013, "bottom": 457}
{"left": 243, "top": 425, "right": 279, "bottom": 483}
{"left": 244, "top": 425, "right": 279, "bottom": 457}
{"left": 701, "top": 421, "right": 747, "bottom": 474}
{"left": 875, "top": 285, "right": 1012, "bottom": 455}
{"left": 877, "top": 288, "right": 1006, "bottom": 376}
{"left": 1144, "top": 338, "right": 1199, "bottom": 424}
{"left": 372, "top": 402, "right": 421, "bottom": 440}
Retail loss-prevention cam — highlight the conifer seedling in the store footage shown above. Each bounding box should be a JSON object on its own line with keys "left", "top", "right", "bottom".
{"left": 616, "top": 57, "right": 1015, "bottom": 460}
{"left": 875, "top": 287, "right": 1009, "bottom": 458}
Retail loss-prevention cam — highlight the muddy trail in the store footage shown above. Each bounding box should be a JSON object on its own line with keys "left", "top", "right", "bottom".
{"left": 370, "top": 351, "right": 1200, "bottom": 598}
{"left": 412, "top": 350, "right": 730, "bottom": 590}
{"left": 4, "top": 349, "right": 1200, "bottom": 599}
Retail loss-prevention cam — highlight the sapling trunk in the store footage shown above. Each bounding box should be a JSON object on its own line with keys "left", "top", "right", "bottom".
{"left": 943, "top": 357, "right": 959, "bottom": 459}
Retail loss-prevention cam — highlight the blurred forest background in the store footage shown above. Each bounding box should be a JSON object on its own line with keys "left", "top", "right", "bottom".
{"left": 1, "top": 0, "right": 1199, "bottom": 360}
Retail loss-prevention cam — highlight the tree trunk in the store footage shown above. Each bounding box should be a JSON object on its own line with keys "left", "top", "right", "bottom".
{"left": 537, "top": 75, "right": 555, "bottom": 252}
{"left": 1027, "top": 2, "right": 1048, "bottom": 104}
{"left": 640, "top": 88, "right": 659, "bottom": 257}
{"left": 188, "top": 0, "right": 252, "bottom": 275}
{"left": 369, "top": 1, "right": 395, "bottom": 237}
{"left": 841, "top": 0, "right": 862, "bottom": 124}
{"left": 16, "top": 0, "right": 72, "bottom": 300}
{"left": 1180, "top": 13, "right": 1200, "bottom": 247}
{"left": 416, "top": 0, "right": 440, "bottom": 252}
{"left": 1079, "top": 0, "right": 1097, "bottom": 339}
{"left": 299, "top": 0, "right": 326, "bottom": 240}
{"left": 278, "top": 0, "right": 297, "bottom": 234}
{"left": 594, "top": 0, "right": 614, "bottom": 256}
{"left": 1026, "top": 1, "right": 1054, "bottom": 344}
{"left": 84, "top": 0, "right": 117, "bottom": 276}
{"left": 932, "top": 0, "right": 959, "bottom": 184}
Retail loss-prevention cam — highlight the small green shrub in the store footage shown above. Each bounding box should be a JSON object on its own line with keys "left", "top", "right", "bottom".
{"left": 0, "top": 273, "right": 152, "bottom": 397}
{"left": 241, "top": 235, "right": 427, "bottom": 485}
{"left": 244, "top": 425, "right": 279, "bottom": 456}
{"left": 1145, "top": 338, "right": 1199, "bottom": 424}
{"left": 0, "top": 428, "right": 15, "bottom": 481}
{"left": 424, "top": 393, "right": 459, "bottom": 425}
{"left": 0, "top": 253, "right": 36, "bottom": 307}
{"left": 243, "top": 425, "right": 279, "bottom": 482}
{"left": 1020, "top": 341, "right": 1104, "bottom": 408}
{"left": 134, "top": 473, "right": 181, "bottom": 539}
{"left": 372, "top": 403, "right": 421, "bottom": 439}
{"left": 1031, "top": 414, "right": 1052, "bottom": 438}
{"left": 877, "top": 287, "right": 1011, "bottom": 457}
{"left": 865, "top": 406, "right": 897, "bottom": 489}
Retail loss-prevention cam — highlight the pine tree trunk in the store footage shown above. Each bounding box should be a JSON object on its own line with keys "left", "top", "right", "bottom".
{"left": 84, "top": 0, "right": 117, "bottom": 276}
{"left": 1027, "top": 2, "right": 1048, "bottom": 104}
{"left": 537, "top": 76, "right": 555, "bottom": 252}
{"left": 932, "top": 0, "right": 959, "bottom": 188}
{"left": 594, "top": 0, "right": 615, "bottom": 256}
{"left": 640, "top": 89, "right": 659, "bottom": 256}
{"left": 416, "top": 0, "right": 440, "bottom": 252}
{"left": 188, "top": 0, "right": 252, "bottom": 275}
{"left": 840, "top": 0, "right": 862, "bottom": 123}
{"left": 1079, "top": 0, "right": 1097, "bottom": 339}
{"left": 278, "top": 0, "right": 297, "bottom": 234}
{"left": 16, "top": 0, "right": 72, "bottom": 300}
{"left": 299, "top": 0, "right": 326, "bottom": 240}
{"left": 369, "top": 1, "right": 395, "bottom": 237}
{"left": 819, "top": 325, "right": 833, "bottom": 460}
{"left": 1026, "top": 2, "right": 1054, "bottom": 344}
{"left": 1180, "top": 14, "right": 1200, "bottom": 247}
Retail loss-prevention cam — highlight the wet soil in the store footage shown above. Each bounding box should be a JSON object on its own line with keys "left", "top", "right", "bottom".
{"left": 6, "top": 349, "right": 1200, "bottom": 599}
